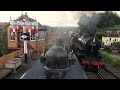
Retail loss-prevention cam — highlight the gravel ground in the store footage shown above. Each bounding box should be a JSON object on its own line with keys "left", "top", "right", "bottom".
{"left": 104, "top": 61, "right": 120, "bottom": 78}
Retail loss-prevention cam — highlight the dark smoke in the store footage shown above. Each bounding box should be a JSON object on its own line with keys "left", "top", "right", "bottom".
{"left": 78, "top": 12, "right": 101, "bottom": 36}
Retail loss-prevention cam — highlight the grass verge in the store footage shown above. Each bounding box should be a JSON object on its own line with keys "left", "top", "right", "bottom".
{"left": 100, "top": 51, "right": 120, "bottom": 67}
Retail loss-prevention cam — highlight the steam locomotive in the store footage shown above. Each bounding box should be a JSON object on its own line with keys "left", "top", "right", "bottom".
{"left": 70, "top": 33, "right": 104, "bottom": 71}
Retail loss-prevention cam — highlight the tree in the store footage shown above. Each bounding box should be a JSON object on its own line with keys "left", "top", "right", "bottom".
{"left": 112, "top": 42, "right": 120, "bottom": 49}
{"left": 97, "top": 11, "right": 120, "bottom": 28}
{"left": 0, "top": 29, "right": 9, "bottom": 56}
{"left": 95, "top": 30, "right": 104, "bottom": 40}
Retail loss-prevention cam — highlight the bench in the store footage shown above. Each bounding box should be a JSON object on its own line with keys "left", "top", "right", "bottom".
{"left": 5, "top": 58, "right": 22, "bottom": 73}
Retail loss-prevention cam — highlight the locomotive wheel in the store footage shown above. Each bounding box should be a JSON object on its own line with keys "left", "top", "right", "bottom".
{"left": 84, "top": 66, "right": 90, "bottom": 72}
{"left": 92, "top": 66, "right": 99, "bottom": 72}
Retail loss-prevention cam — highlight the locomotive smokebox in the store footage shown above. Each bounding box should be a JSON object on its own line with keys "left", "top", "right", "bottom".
{"left": 45, "top": 46, "right": 68, "bottom": 69}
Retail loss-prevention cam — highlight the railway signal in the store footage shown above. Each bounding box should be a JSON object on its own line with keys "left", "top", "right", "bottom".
{"left": 10, "top": 19, "right": 38, "bottom": 64}
{"left": 21, "top": 35, "right": 27, "bottom": 39}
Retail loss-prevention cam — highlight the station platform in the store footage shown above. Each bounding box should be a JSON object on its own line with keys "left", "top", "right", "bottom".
{"left": 20, "top": 53, "right": 87, "bottom": 79}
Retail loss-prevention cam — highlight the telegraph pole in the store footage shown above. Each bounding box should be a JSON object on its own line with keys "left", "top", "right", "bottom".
{"left": 23, "top": 19, "right": 28, "bottom": 64}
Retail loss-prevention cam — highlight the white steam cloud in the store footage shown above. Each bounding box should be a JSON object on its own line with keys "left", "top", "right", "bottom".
{"left": 77, "top": 11, "right": 101, "bottom": 36}
{"left": 51, "top": 11, "right": 97, "bottom": 27}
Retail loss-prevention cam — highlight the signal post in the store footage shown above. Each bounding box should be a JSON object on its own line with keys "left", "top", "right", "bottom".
{"left": 10, "top": 19, "right": 38, "bottom": 64}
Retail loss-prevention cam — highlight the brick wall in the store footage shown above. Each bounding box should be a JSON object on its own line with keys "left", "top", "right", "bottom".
{"left": 0, "top": 49, "right": 23, "bottom": 68}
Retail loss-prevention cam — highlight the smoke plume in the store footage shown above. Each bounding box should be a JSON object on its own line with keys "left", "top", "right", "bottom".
{"left": 77, "top": 11, "right": 101, "bottom": 36}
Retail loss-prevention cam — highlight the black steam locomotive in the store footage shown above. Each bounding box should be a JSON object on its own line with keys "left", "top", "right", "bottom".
{"left": 70, "top": 33, "right": 104, "bottom": 71}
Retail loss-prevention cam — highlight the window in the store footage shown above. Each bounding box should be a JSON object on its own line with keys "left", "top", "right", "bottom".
{"left": 20, "top": 32, "right": 23, "bottom": 40}
{"left": 10, "top": 32, "right": 15, "bottom": 41}
{"left": 115, "top": 39, "right": 116, "bottom": 41}
{"left": 26, "top": 32, "right": 30, "bottom": 40}
{"left": 17, "top": 32, "right": 23, "bottom": 40}
{"left": 38, "top": 31, "right": 45, "bottom": 40}
{"left": 111, "top": 43, "right": 112, "bottom": 45}
{"left": 30, "top": 32, "right": 36, "bottom": 41}
{"left": 110, "top": 38, "right": 111, "bottom": 41}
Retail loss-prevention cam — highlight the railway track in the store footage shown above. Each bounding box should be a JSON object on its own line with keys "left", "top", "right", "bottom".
{"left": 85, "top": 71, "right": 102, "bottom": 79}
{"left": 78, "top": 64, "right": 102, "bottom": 79}
{"left": 55, "top": 32, "right": 70, "bottom": 48}
{"left": 104, "top": 60, "right": 120, "bottom": 69}
{"left": 47, "top": 32, "right": 120, "bottom": 79}
{"left": 84, "top": 67, "right": 120, "bottom": 79}
{"left": 74, "top": 52, "right": 120, "bottom": 79}
{"left": 57, "top": 31, "right": 120, "bottom": 79}
{"left": 76, "top": 57, "right": 120, "bottom": 79}
{"left": 97, "top": 67, "right": 120, "bottom": 79}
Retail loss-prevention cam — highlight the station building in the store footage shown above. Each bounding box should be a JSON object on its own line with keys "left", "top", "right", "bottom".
{"left": 102, "top": 29, "right": 120, "bottom": 46}
{"left": 4, "top": 12, "right": 47, "bottom": 54}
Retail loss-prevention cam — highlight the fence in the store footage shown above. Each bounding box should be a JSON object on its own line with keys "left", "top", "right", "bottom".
{"left": 0, "top": 49, "right": 23, "bottom": 68}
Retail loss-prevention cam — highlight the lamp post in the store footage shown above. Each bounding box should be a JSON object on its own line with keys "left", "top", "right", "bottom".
{"left": 22, "top": 19, "right": 28, "bottom": 64}
{"left": 19, "top": 19, "right": 28, "bottom": 64}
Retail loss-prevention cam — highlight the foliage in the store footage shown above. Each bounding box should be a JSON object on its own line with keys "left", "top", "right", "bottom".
{"left": 76, "top": 11, "right": 120, "bottom": 37}
{"left": 97, "top": 11, "right": 120, "bottom": 28}
{"left": 95, "top": 30, "right": 104, "bottom": 40}
{"left": 112, "top": 42, "right": 120, "bottom": 49}
{"left": 100, "top": 51, "right": 120, "bottom": 66}
{"left": 94, "top": 28, "right": 105, "bottom": 44}
{"left": 0, "top": 29, "right": 9, "bottom": 56}
{"left": 112, "top": 25, "right": 120, "bottom": 30}
{"left": 94, "top": 11, "right": 120, "bottom": 42}
{"left": 103, "top": 46, "right": 112, "bottom": 53}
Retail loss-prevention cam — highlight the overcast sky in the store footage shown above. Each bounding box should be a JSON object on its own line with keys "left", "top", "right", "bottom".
{"left": 0, "top": 11, "right": 120, "bottom": 27}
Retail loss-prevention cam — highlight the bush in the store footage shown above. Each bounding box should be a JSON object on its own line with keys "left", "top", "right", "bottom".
{"left": 0, "top": 29, "right": 9, "bottom": 56}
{"left": 112, "top": 25, "right": 120, "bottom": 30}
{"left": 95, "top": 31, "right": 104, "bottom": 40}
{"left": 103, "top": 46, "right": 112, "bottom": 53}
{"left": 100, "top": 51, "right": 120, "bottom": 66}
{"left": 112, "top": 42, "right": 120, "bottom": 49}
